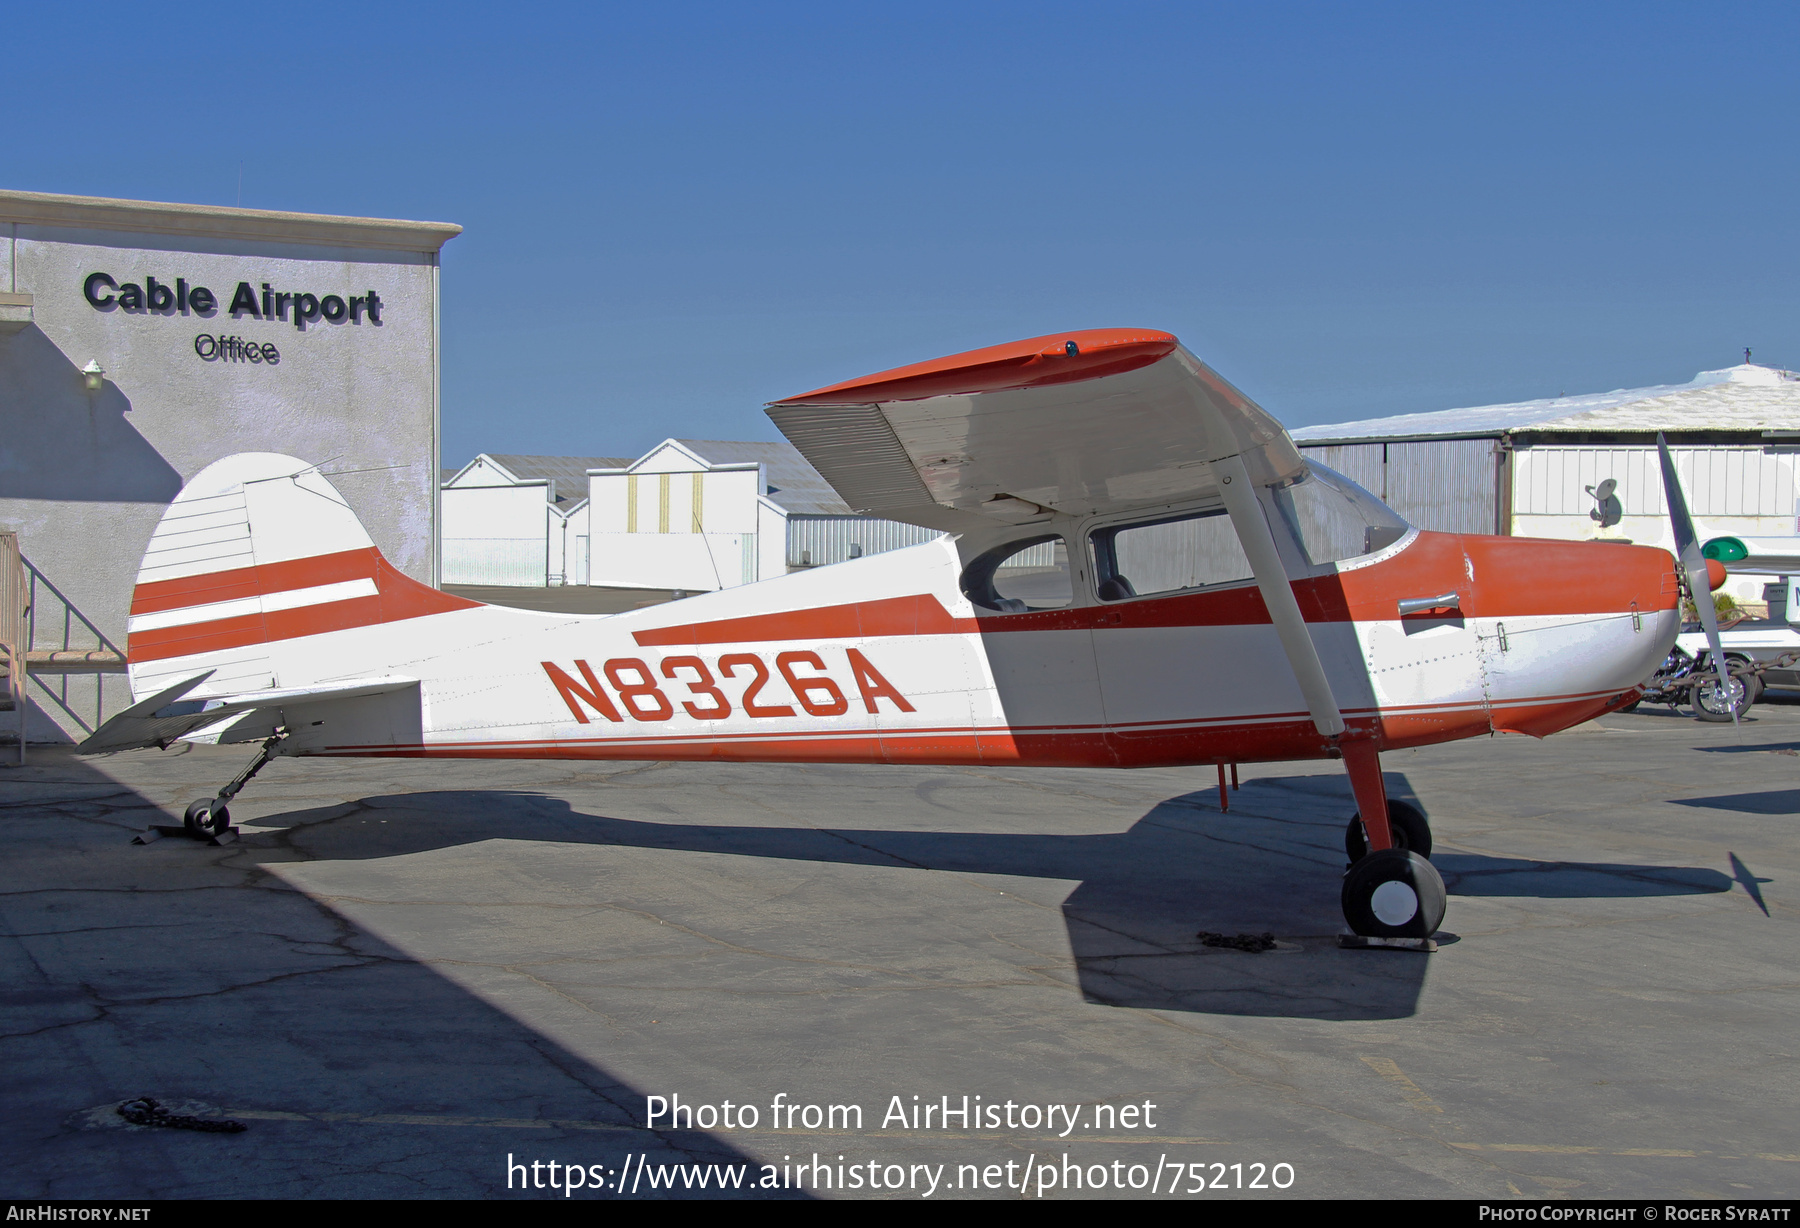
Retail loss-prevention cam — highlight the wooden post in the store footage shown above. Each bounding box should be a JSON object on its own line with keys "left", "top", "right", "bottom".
{"left": 0, "top": 532, "right": 24, "bottom": 765}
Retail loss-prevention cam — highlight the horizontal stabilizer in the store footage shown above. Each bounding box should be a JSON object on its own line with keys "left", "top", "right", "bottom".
{"left": 78, "top": 675, "right": 419, "bottom": 754}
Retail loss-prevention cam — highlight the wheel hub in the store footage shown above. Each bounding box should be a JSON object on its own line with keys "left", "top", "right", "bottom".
{"left": 1370, "top": 880, "right": 1419, "bottom": 926}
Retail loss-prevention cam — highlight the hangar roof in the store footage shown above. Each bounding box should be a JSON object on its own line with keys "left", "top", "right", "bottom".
{"left": 671, "top": 440, "right": 853, "bottom": 516}
{"left": 460, "top": 442, "right": 856, "bottom": 515}
{"left": 1292, "top": 364, "right": 1800, "bottom": 445}
{"left": 483, "top": 454, "right": 635, "bottom": 489}
{"left": 443, "top": 454, "right": 633, "bottom": 506}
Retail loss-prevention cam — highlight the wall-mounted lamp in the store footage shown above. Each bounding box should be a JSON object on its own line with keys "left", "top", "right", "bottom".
{"left": 80, "top": 360, "right": 105, "bottom": 391}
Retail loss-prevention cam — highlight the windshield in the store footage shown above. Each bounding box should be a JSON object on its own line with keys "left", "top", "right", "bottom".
{"left": 1270, "top": 461, "right": 1411, "bottom": 566}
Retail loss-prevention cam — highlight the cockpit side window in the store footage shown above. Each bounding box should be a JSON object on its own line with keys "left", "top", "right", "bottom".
{"left": 1270, "top": 461, "right": 1411, "bottom": 566}
{"left": 961, "top": 536, "right": 1074, "bottom": 613}
{"left": 1089, "top": 509, "right": 1254, "bottom": 602}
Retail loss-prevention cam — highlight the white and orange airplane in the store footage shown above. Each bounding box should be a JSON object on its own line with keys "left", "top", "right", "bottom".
{"left": 82, "top": 329, "right": 1723, "bottom": 942}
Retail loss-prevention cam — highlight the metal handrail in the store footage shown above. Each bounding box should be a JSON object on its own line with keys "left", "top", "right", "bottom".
{"left": 0, "top": 638, "right": 20, "bottom": 765}
{"left": 0, "top": 533, "right": 26, "bottom": 764}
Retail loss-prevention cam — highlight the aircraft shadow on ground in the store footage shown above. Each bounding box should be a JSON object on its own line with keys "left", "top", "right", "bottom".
{"left": 1433, "top": 854, "right": 1731, "bottom": 898}
{"left": 230, "top": 775, "right": 1736, "bottom": 1023}
{"left": 0, "top": 756, "right": 785, "bottom": 1199}
{"left": 1693, "top": 741, "right": 1800, "bottom": 755}
{"left": 1668, "top": 788, "right": 1800, "bottom": 815}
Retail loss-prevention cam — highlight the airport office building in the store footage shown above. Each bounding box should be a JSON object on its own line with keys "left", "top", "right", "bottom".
{"left": 0, "top": 188, "right": 459, "bottom": 742}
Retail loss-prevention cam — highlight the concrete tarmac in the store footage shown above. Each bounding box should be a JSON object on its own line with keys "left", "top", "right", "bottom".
{"left": 1, "top": 698, "right": 1794, "bottom": 1199}
{"left": 443, "top": 585, "right": 679, "bottom": 614}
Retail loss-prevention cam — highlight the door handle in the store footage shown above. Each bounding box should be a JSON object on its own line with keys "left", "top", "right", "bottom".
{"left": 1398, "top": 592, "right": 1460, "bottom": 617}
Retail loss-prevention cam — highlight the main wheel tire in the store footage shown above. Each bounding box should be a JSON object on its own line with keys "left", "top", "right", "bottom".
{"left": 1342, "top": 848, "right": 1447, "bottom": 939}
{"left": 183, "top": 799, "right": 230, "bottom": 838}
{"left": 1693, "top": 672, "right": 1754, "bottom": 722}
{"left": 1346, "top": 799, "right": 1432, "bottom": 862}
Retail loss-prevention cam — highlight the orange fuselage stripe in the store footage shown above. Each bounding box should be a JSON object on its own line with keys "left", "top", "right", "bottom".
{"left": 128, "top": 554, "right": 478, "bottom": 662}
{"left": 130, "top": 548, "right": 384, "bottom": 615}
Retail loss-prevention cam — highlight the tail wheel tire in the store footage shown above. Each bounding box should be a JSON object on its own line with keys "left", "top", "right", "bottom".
{"left": 1342, "top": 849, "right": 1447, "bottom": 939}
{"left": 183, "top": 799, "right": 230, "bottom": 837}
{"left": 1346, "top": 799, "right": 1432, "bottom": 862}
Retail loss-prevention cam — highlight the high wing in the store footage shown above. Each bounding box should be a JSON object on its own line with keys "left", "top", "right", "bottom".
{"left": 769, "top": 328, "right": 1342, "bottom": 739}
{"left": 79, "top": 673, "right": 419, "bottom": 753}
{"left": 765, "top": 329, "right": 1305, "bottom": 533}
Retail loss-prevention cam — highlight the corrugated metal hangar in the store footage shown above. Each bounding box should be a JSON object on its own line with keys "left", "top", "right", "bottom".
{"left": 1292, "top": 363, "right": 1800, "bottom": 607}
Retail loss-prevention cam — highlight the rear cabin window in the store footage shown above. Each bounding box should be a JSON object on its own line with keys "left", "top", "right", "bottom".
{"left": 961, "top": 536, "right": 1074, "bottom": 612}
{"left": 1089, "top": 509, "right": 1253, "bottom": 602}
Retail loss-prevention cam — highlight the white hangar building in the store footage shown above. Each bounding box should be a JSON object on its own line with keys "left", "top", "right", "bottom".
{"left": 441, "top": 438, "right": 941, "bottom": 593}
{"left": 1290, "top": 363, "right": 1800, "bottom": 608}
{"left": 0, "top": 188, "right": 458, "bottom": 743}
{"left": 584, "top": 439, "right": 942, "bottom": 592}
{"left": 441, "top": 453, "right": 631, "bottom": 587}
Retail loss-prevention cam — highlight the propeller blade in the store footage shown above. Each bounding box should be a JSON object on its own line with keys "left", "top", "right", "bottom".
{"left": 1659, "top": 433, "right": 1736, "bottom": 724}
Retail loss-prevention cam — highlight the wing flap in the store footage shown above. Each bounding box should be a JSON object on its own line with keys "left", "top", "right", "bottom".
{"left": 763, "top": 403, "right": 935, "bottom": 514}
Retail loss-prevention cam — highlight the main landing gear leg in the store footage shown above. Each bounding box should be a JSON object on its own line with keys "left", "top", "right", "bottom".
{"left": 182, "top": 729, "right": 289, "bottom": 841}
{"left": 1338, "top": 738, "right": 1446, "bottom": 943}
{"left": 1341, "top": 739, "right": 1392, "bottom": 850}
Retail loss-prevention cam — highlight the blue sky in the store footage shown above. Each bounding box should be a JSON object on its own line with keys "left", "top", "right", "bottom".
{"left": 11, "top": 2, "right": 1799, "bottom": 464}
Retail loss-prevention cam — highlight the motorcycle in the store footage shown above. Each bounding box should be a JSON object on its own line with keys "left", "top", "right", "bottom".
{"left": 1629, "top": 644, "right": 1764, "bottom": 722}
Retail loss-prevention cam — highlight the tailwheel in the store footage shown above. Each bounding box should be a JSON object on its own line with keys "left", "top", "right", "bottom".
{"left": 1342, "top": 848, "right": 1446, "bottom": 939}
{"left": 183, "top": 799, "right": 230, "bottom": 839}
{"left": 178, "top": 729, "right": 285, "bottom": 841}
{"left": 1346, "top": 799, "right": 1432, "bottom": 862}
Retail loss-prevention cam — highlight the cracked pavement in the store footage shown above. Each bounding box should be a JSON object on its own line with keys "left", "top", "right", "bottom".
{"left": 0, "top": 697, "right": 1794, "bottom": 1198}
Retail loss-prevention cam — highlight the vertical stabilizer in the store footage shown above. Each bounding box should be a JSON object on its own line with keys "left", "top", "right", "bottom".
{"left": 127, "top": 454, "right": 473, "bottom": 700}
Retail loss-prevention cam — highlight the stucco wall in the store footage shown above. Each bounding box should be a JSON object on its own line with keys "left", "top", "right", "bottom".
{"left": 0, "top": 217, "right": 443, "bottom": 741}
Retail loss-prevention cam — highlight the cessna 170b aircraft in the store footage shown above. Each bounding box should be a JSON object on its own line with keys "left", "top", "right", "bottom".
{"left": 82, "top": 328, "right": 1726, "bottom": 942}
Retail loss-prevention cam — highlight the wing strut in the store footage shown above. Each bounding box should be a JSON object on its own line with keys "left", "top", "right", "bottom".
{"left": 1214, "top": 455, "right": 1346, "bottom": 738}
